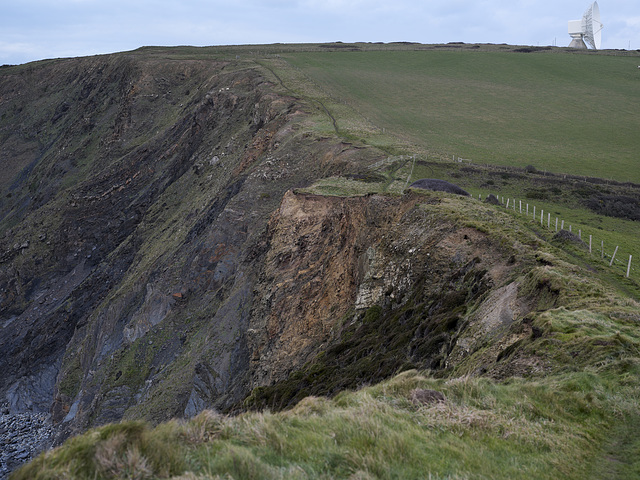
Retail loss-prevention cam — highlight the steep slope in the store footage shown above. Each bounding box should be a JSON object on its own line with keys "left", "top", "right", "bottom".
{"left": 245, "top": 191, "right": 510, "bottom": 391}
{"left": 11, "top": 190, "right": 640, "bottom": 480}
{"left": 0, "top": 51, "right": 380, "bottom": 449}
{"left": 240, "top": 188, "right": 640, "bottom": 413}
{"left": 3, "top": 46, "right": 640, "bottom": 479}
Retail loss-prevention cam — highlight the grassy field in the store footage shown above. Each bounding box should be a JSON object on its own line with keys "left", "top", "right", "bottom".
{"left": 283, "top": 48, "right": 640, "bottom": 183}
{"left": 249, "top": 45, "right": 640, "bottom": 285}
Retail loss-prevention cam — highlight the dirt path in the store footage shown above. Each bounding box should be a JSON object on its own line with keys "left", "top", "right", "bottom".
{"left": 258, "top": 59, "right": 339, "bottom": 135}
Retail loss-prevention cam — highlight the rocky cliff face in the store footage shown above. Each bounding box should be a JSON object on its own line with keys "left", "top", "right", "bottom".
{"left": 0, "top": 51, "right": 541, "bottom": 458}
{"left": 240, "top": 191, "right": 548, "bottom": 411}
{"left": 0, "top": 52, "right": 377, "bottom": 441}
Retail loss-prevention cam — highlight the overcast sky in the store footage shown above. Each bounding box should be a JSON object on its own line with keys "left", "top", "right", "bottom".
{"left": 1, "top": 1, "right": 638, "bottom": 65}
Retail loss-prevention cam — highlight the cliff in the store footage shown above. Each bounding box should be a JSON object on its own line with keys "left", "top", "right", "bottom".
{"left": 0, "top": 51, "right": 380, "bottom": 442}
{"left": 2, "top": 47, "right": 640, "bottom": 478}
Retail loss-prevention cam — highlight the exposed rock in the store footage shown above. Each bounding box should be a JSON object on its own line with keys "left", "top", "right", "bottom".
{"left": 243, "top": 193, "right": 527, "bottom": 405}
{"left": 247, "top": 192, "right": 425, "bottom": 386}
{"left": 5, "top": 361, "right": 60, "bottom": 414}
{"left": 0, "top": 407, "right": 53, "bottom": 480}
{"left": 485, "top": 194, "right": 500, "bottom": 205}
{"left": 447, "top": 281, "right": 532, "bottom": 369}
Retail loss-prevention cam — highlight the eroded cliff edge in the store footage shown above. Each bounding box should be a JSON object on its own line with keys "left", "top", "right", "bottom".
{"left": 1, "top": 51, "right": 554, "bottom": 451}
{"left": 241, "top": 189, "right": 552, "bottom": 410}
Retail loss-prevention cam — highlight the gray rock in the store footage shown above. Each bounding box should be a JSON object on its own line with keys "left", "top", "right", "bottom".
{"left": 410, "top": 179, "right": 470, "bottom": 196}
{"left": 485, "top": 194, "right": 500, "bottom": 205}
{"left": 0, "top": 410, "right": 54, "bottom": 479}
{"left": 6, "top": 362, "right": 59, "bottom": 414}
{"left": 553, "top": 229, "right": 586, "bottom": 246}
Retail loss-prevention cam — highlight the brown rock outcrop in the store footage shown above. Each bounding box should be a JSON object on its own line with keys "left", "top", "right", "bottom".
{"left": 248, "top": 192, "right": 423, "bottom": 385}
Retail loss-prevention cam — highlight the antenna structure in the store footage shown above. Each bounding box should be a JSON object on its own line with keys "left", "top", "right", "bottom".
{"left": 568, "top": 1, "right": 603, "bottom": 50}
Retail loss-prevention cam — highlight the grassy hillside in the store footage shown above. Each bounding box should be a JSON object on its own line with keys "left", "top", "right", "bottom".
{"left": 249, "top": 45, "right": 640, "bottom": 284}
{"left": 13, "top": 369, "right": 640, "bottom": 479}
{"left": 7, "top": 43, "right": 640, "bottom": 479}
{"left": 283, "top": 48, "right": 640, "bottom": 183}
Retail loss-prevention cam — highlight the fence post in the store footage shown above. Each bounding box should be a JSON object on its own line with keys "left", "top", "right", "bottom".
{"left": 628, "top": 255, "right": 633, "bottom": 278}
{"left": 533, "top": 206, "right": 536, "bottom": 219}
{"left": 601, "top": 240, "right": 604, "bottom": 259}
{"left": 561, "top": 220, "right": 564, "bottom": 230}
{"left": 513, "top": 200, "right": 515, "bottom": 211}
{"left": 589, "top": 235, "right": 592, "bottom": 253}
{"left": 578, "top": 229, "right": 581, "bottom": 240}
{"left": 555, "top": 218, "right": 558, "bottom": 231}
{"left": 610, "top": 246, "right": 619, "bottom": 266}
{"left": 519, "top": 200, "right": 522, "bottom": 213}
{"left": 541, "top": 210, "right": 544, "bottom": 226}
{"left": 569, "top": 225, "right": 572, "bottom": 233}
{"left": 548, "top": 213, "right": 550, "bottom": 228}
{"left": 506, "top": 198, "right": 510, "bottom": 209}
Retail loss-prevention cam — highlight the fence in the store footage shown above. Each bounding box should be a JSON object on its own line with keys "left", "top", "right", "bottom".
{"left": 481, "top": 193, "right": 635, "bottom": 279}
{"left": 442, "top": 153, "right": 636, "bottom": 280}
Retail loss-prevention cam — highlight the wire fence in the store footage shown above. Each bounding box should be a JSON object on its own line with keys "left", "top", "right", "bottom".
{"left": 479, "top": 192, "right": 636, "bottom": 280}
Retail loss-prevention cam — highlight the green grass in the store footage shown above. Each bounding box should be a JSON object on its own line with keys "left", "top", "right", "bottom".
{"left": 258, "top": 46, "right": 640, "bottom": 288}
{"left": 15, "top": 367, "right": 640, "bottom": 479}
{"left": 283, "top": 49, "right": 640, "bottom": 183}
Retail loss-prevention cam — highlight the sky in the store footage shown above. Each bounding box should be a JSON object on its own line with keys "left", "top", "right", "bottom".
{"left": 1, "top": 1, "right": 639, "bottom": 65}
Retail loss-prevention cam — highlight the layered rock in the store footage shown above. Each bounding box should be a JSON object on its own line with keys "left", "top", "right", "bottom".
{"left": 0, "top": 52, "right": 382, "bottom": 455}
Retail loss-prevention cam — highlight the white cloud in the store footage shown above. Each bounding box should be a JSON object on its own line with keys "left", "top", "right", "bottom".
{"left": 0, "top": 0, "right": 638, "bottom": 64}
{"left": 0, "top": 41, "right": 37, "bottom": 60}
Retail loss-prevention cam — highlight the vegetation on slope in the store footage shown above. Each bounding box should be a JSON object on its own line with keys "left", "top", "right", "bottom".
{"left": 14, "top": 366, "right": 640, "bottom": 479}
{"left": 259, "top": 43, "right": 640, "bottom": 277}
{"left": 283, "top": 47, "right": 640, "bottom": 183}
{"left": 299, "top": 158, "right": 640, "bottom": 286}
{"left": 14, "top": 189, "right": 640, "bottom": 479}
{"left": 5, "top": 43, "right": 640, "bottom": 479}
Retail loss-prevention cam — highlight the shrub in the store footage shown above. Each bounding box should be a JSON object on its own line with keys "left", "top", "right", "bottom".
{"left": 525, "top": 189, "right": 548, "bottom": 200}
{"left": 585, "top": 194, "right": 640, "bottom": 221}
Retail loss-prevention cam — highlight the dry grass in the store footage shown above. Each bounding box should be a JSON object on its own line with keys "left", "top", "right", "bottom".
{"left": 95, "top": 433, "right": 153, "bottom": 480}
{"left": 15, "top": 365, "right": 640, "bottom": 479}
